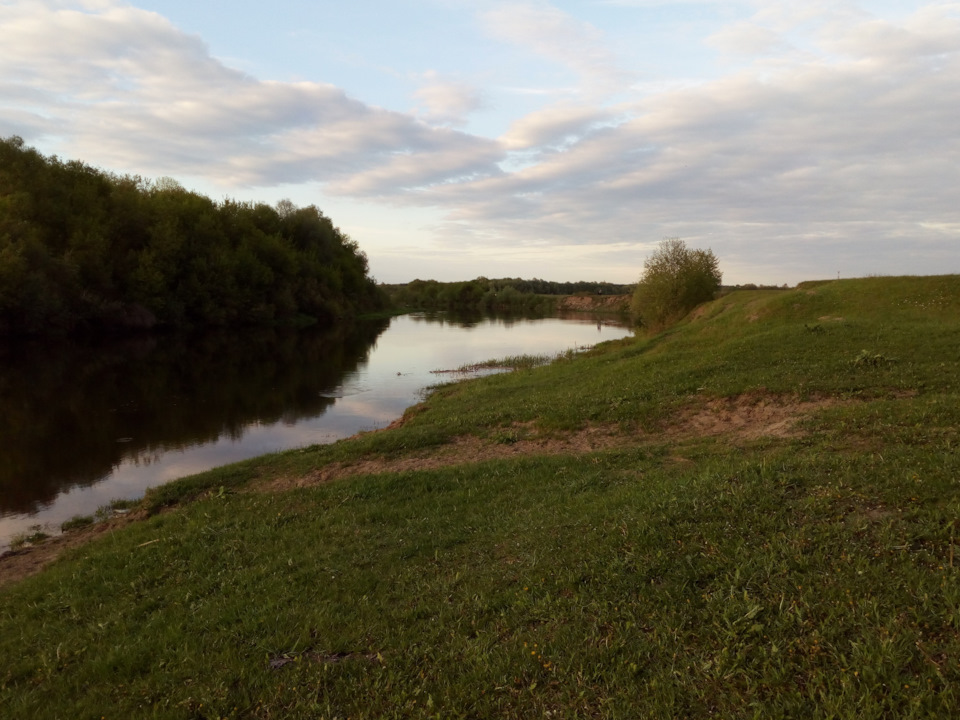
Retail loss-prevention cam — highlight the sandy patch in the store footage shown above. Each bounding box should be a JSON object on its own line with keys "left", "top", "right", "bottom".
{"left": 258, "top": 424, "right": 629, "bottom": 493}
{"left": 556, "top": 295, "right": 630, "bottom": 312}
{"left": 671, "top": 393, "right": 843, "bottom": 441}
{"left": 261, "top": 393, "right": 842, "bottom": 492}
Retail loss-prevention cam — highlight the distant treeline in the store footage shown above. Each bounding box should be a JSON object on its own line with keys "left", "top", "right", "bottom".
{"left": 0, "top": 136, "right": 386, "bottom": 335}
{"left": 385, "top": 277, "right": 633, "bottom": 313}
{"left": 724, "top": 283, "right": 791, "bottom": 291}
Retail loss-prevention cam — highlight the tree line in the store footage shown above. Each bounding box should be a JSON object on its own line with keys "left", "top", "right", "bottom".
{"left": 0, "top": 136, "right": 386, "bottom": 335}
{"left": 385, "top": 277, "right": 633, "bottom": 313}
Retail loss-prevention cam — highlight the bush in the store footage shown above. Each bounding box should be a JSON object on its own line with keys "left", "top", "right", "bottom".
{"left": 631, "top": 238, "right": 721, "bottom": 330}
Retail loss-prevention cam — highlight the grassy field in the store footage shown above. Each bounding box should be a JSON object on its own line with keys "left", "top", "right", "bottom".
{"left": 1, "top": 275, "right": 959, "bottom": 719}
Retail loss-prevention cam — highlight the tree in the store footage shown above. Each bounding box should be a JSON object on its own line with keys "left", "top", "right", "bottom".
{"left": 0, "top": 136, "right": 387, "bottom": 334}
{"left": 630, "top": 238, "right": 721, "bottom": 330}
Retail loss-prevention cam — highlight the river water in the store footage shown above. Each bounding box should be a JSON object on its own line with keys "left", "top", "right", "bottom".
{"left": 0, "top": 312, "right": 632, "bottom": 550}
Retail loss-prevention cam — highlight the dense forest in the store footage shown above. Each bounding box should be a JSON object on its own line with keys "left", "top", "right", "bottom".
{"left": 385, "top": 277, "right": 633, "bottom": 313}
{"left": 0, "top": 136, "right": 386, "bottom": 335}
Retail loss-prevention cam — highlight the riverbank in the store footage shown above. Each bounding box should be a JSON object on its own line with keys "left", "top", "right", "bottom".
{"left": 0, "top": 314, "right": 629, "bottom": 552}
{"left": 2, "top": 276, "right": 959, "bottom": 718}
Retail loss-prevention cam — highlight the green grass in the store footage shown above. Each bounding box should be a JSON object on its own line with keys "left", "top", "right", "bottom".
{"left": 1, "top": 275, "right": 959, "bottom": 718}
{"left": 435, "top": 350, "right": 583, "bottom": 375}
{"left": 60, "top": 515, "right": 95, "bottom": 533}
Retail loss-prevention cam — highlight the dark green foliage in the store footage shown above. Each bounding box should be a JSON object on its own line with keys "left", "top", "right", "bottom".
{"left": 0, "top": 136, "right": 386, "bottom": 335}
{"left": 385, "top": 277, "right": 632, "bottom": 313}
{"left": 631, "top": 238, "right": 722, "bottom": 330}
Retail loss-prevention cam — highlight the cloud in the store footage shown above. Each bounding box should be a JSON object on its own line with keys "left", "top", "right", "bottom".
{"left": 480, "top": 1, "right": 635, "bottom": 97}
{"left": 411, "top": 3, "right": 960, "bottom": 281}
{"left": 330, "top": 130, "right": 504, "bottom": 197}
{"left": 499, "top": 104, "right": 622, "bottom": 151}
{"left": 412, "top": 72, "right": 485, "bottom": 127}
{"left": 706, "top": 22, "right": 791, "bottom": 57}
{"left": 0, "top": 0, "right": 503, "bottom": 190}
{"left": 599, "top": 0, "right": 746, "bottom": 5}
{"left": 818, "top": 4, "right": 960, "bottom": 61}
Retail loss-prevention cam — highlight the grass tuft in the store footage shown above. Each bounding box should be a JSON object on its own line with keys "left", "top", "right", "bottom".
{"left": 60, "top": 516, "right": 95, "bottom": 533}
{"left": 9, "top": 527, "right": 50, "bottom": 550}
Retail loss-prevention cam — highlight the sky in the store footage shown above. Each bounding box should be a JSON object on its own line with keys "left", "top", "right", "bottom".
{"left": 1, "top": 0, "right": 958, "bottom": 285}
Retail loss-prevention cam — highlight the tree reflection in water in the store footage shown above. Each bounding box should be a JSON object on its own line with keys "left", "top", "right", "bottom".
{"left": 0, "top": 319, "right": 389, "bottom": 515}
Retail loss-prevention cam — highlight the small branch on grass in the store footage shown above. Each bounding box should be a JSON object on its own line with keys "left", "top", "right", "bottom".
{"left": 430, "top": 350, "right": 582, "bottom": 375}
{"left": 950, "top": 520, "right": 957, "bottom": 568}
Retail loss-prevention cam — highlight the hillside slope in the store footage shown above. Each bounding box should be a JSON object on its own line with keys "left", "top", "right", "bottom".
{"left": 1, "top": 276, "right": 959, "bottom": 718}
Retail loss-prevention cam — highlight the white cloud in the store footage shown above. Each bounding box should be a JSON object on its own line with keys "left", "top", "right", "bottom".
{"left": 412, "top": 72, "right": 485, "bottom": 127}
{"left": 600, "top": 0, "right": 746, "bottom": 5}
{"left": 480, "top": 1, "right": 635, "bottom": 98}
{"left": 706, "top": 22, "right": 791, "bottom": 56}
{"left": 818, "top": 4, "right": 960, "bottom": 60}
{"left": 0, "top": 0, "right": 504, "bottom": 190}
{"left": 499, "top": 104, "right": 621, "bottom": 150}
{"left": 409, "top": 3, "right": 960, "bottom": 281}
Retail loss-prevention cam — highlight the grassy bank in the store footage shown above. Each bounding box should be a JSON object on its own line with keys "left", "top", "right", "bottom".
{"left": 2, "top": 275, "right": 959, "bottom": 718}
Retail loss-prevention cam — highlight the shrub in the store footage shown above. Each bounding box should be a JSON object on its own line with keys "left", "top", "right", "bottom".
{"left": 631, "top": 238, "right": 722, "bottom": 330}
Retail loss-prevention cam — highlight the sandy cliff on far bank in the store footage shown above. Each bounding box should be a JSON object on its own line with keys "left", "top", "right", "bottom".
{"left": 556, "top": 294, "right": 631, "bottom": 313}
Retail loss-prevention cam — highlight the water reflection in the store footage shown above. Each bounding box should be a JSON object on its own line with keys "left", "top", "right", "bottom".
{"left": 0, "top": 320, "right": 388, "bottom": 516}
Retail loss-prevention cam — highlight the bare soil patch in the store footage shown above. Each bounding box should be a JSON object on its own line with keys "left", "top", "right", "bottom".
{"left": 0, "top": 510, "right": 146, "bottom": 590}
{"left": 670, "top": 393, "right": 844, "bottom": 441}
{"left": 689, "top": 305, "right": 715, "bottom": 321}
{"left": 556, "top": 295, "right": 630, "bottom": 312}
{"left": 258, "top": 423, "right": 629, "bottom": 493}
{"left": 263, "top": 393, "right": 842, "bottom": 492}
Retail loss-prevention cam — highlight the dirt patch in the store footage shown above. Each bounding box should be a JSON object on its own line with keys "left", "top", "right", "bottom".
{"left": 556, "top": 295, "right": 630, "bottom": 313}
{"left": 845, "top": 506, "right": 897, "bottom": 526}
{"left": 0, "top": 510, "right": 146, "bottom": 590}
{"left": 671, "top": 393, "right": 844, "bottom": 441}
{"left": 743, "top": 298, "right": 765, "bottom": 323}
{"left": 263, "top": 394, "right": 841, "bottom": 493}
{"left": 690, "top": 305, "right": 714, "bottom": 321}
{"left": 258, "top": 424, "right": 630, "bottom": 493}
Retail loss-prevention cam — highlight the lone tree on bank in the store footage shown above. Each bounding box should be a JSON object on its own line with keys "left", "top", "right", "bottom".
{"left": 631, "top": 238, "right": 722, "bottom": 330}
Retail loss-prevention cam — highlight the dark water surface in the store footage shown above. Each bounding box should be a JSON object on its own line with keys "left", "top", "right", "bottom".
{"left": 0, "top": 313, "right": 631, "bottom": 549}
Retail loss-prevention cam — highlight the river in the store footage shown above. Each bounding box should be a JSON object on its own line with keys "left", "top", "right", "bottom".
{"left": 0, "top": 312, "right": 632, "bottom": 550}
